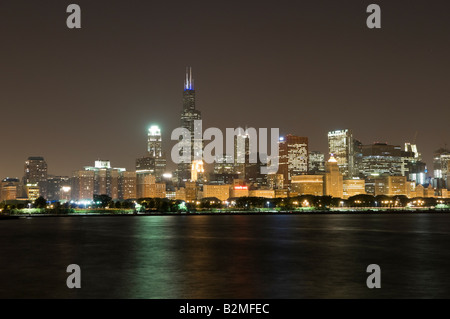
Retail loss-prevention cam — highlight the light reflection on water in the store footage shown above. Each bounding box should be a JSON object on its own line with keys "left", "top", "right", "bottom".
{"left": 0, "top": 214, "right": 449, "bottom": 298}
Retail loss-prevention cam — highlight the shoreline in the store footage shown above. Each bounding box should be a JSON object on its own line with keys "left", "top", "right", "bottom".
{"left": 2, "top": 209, "right": 450, "bottom": 218}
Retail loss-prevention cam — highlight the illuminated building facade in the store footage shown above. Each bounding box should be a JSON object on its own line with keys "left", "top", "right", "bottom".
{"left": 374, "top": 176, "right": 407, "bottom": 196}
{"left": 136, "top": 125, "right": 167, "bottom": 183}
{"left": 0, "top": 178, "right": 21, "bottom": 201}
{"left": 84, "top": 160, "right": 125, "bottom": 200}
{"left": 291, "top": 175, "right": 324, "bottom": 196}
{"left": 343, "top": 179, "right": 366, "bottom": 199}
{"left": 327, "top": 129, "right": 355, "bottom": 177}
{"left": 47, "top": 176, "right": 70, "bottom": 201}
{"left": 184, "top": 181, "right": 198, "bottom": 202}
{"left": 214, "top": 155, "right": 235, "bottom": 175}
{"left": 136, "top": 173, "right": 165, "bottom": 199}
{"left": 327, "top": 130, "right": 363, "bottom": 178}
{"left": 177, "top": 67, "right": 202, "bottom": 183}
{"left": 278, "top": 135, "right": 308, "bottom": 187}
{"left": 119, "top": 171, "right": 137, "bottom": 200}
{"left": 71, "top": 170, "right": 95, "bottom": 201}
{"left": 147, "top": 125, "right": 166, "bottom": 181}
{"left": 249, "top": 189, "right": 275, "bottom": 198}
{"left": 191, "top": 160, "right": 205, "bottom": 183}
{"left": 23, "top": 157, "right": 48, "bottom": 198}
{"left": 203, "top": 184, "right": 231, "bottom": 201}
{"left": 230, "top": 185, "right": 249, "bottom": 198}
{"left": 309, "top": 151, "right": 325, "bottom": 174}
{"left": 360, "top": 143, "right": 415, "bottom": 177}
{"left": 324, "top": 155, "right": 343, "bottom": 198}
{"left": 267, "top": 173, "right": 284, "bottom": 190}
{"left": 433, "top": 148, "right": 450, "bottom": 189}
{"left": 25, "top": 184, "right": 40, "bottom": 201}
{"left": 71, "top": 161, "right": 134, "bottom": 201}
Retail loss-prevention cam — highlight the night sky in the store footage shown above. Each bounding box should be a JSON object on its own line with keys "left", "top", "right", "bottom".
{"left": 0, "top": 0, "right": 449, "bottom": 178}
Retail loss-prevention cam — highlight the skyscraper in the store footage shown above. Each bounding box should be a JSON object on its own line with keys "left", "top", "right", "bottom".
{"left": 309, "top": 151, "right": 325, "bottom": 174}
{"left": 327, "top": 129, "right": 359, "bottom": 178}
{"left": 433, "top": 148, "right": 450, "bottom": 189}
{"left": 147, "top": 125, "right": 166, "bottom": 181}
{"left": 360, "top": 143, "right": 418, "bottom": 178}
{"left": 278, "top": 135, "right": 308, "bottom": 187}
{"left": 47, "top": 176, "right": 70, "bottom": 201}
{"left": 136, "top": 125, "right": 167, "bottom": 183}
{"left": 23, "top": 157, "right": 48, "bottom": 198}
{"left": 147, "top": 125, "right": 163, "bottom": 158}
{"left": 177, "top": 67, "right": 202, "bottom": 183}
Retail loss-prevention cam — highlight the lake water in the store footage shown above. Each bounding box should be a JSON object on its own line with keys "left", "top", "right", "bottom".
{"left": 0, "top": 214, "right": 449, "bottom": 298}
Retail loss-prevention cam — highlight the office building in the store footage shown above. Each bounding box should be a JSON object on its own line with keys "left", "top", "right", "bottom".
{"left": 324, "top": 155, "right": 343, "bottom": 198}
{"left": 343, "top": 179, "right": 366, "bottom": 199}
{"left": 47, "top": 176, "right": 70, "bottom": 201}
{"left": 374, "top": 176, "right": 407, "bottom": 196}
{"left": 360, "top": 143, "right": 415, "bottom": 177}
{"left": 119, "top": 171, "right": 137, "bottom": 200}
{"left": 177, "top": 67, "right": 202, "bottom": 183}
{"left": 433, "top": 148, "right": 450, "bottom": 189}
{"left": 0, "top": 178, "right": 21, "bottom": 201}
{"left": 203, "top": 184, "right": 231, "bottom": 201}
{"left": 71, "top": 170, "right": 95, "bottom": 201}
{"left": 278, "top": 135, "right": 308, "bottom": 186}
{"left": 25, "top": 184, "right": 40, "bottom": 201}
{"left": 136, "top": 125, "right": 167, "bottom": 183}
{"left": 328, "top": 129, "right": 358, "bottom": 177}
{"left": 309, "top": 151, "right": 325, "bottom": 174}
{"left": 291, "top": 175, "right": 324, "bottom": 196}
{"left": 23, "top": 157, "right": 48, "bottom": 198}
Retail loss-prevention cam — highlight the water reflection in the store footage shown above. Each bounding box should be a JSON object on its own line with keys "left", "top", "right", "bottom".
{"left": 1, "top": 214, "right": 450, "bottom": 298}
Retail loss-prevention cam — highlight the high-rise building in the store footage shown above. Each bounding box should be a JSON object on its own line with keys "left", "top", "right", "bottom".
{"left": 71, "top": 161, "right": 133, "bottom": 201}
{"left": 214, "top": 155, "right": 235, "bottom": 175}
{"left": 327, "top": 129, "right": 360, "bottom": 177}
{"left": 71, "top": 170, "right": 95, "bottom": 201}
{"left": 233, "top": 132, "right": 250, "bottom": 177}
{"left": 405, "top": 143, "right": 422, "bottom": 161}
{"left": 47, "top": 176, "right": 70, "bottom": 201}
{"left": 119, "top": 172, "right": 137, "bottom": 200}
{"left": 23, "top": 157, "right": 48, "bottom": 198}
{"left": 191, "top": 160, "right": 205, "bottom": 183}
{"left": 148, "top": 125, "right": 162, "bottom": 157}
{"left": 360, "top": 143, "right": 416, "bottom": 178}
{"left": 308, "top": 151, "right": 325, "bottom": 174}
{"left": 177, "top": 67, "right": 202, "bottom": 183}
{"left": 148, "top": 125, "right": 166, "bottom": 180}
{"left": 84, "top": 160, "right": 124, "bottom": 200}
{"left": 324, "top": 155, "right": 343, "bottom": 198}
{"left": 278, "top": 135, "right": 308, "bottom": 187}
{"left": 267, "top": 173, "right": 284, "bottom": 190}
{"left": 374, "top": 176, "right": 407, "bottom": 196}
{"left": 433, "top": 148, "right": 450, "bottom": 189}
{"left": 136, "top": 125, "right": 167, "bottom": 183}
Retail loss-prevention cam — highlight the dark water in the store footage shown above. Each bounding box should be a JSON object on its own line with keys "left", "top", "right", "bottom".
{"left": 0, "top": 214, "right": 450, "bottom": 299}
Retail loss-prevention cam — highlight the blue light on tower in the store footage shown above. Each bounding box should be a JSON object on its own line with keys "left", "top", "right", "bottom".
{"left": 184, "top": 67, "right": 194, "bottom": 91}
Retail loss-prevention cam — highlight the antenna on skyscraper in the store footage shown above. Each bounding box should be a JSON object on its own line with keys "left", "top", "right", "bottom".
{"left": 184, "top": 66, "right": 194, "bottom": 90}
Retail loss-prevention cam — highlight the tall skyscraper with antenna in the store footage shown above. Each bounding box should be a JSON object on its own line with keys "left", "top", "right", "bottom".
{"left": 177, "top": 67, "right": 203, "bottom": 183}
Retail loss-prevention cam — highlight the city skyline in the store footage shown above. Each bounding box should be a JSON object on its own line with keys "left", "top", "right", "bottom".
{"left": 0, "top": 1, "right": 449, "bottom": 179}
{"left": 0, "top": 62, "right": 449, "bottom": 182}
